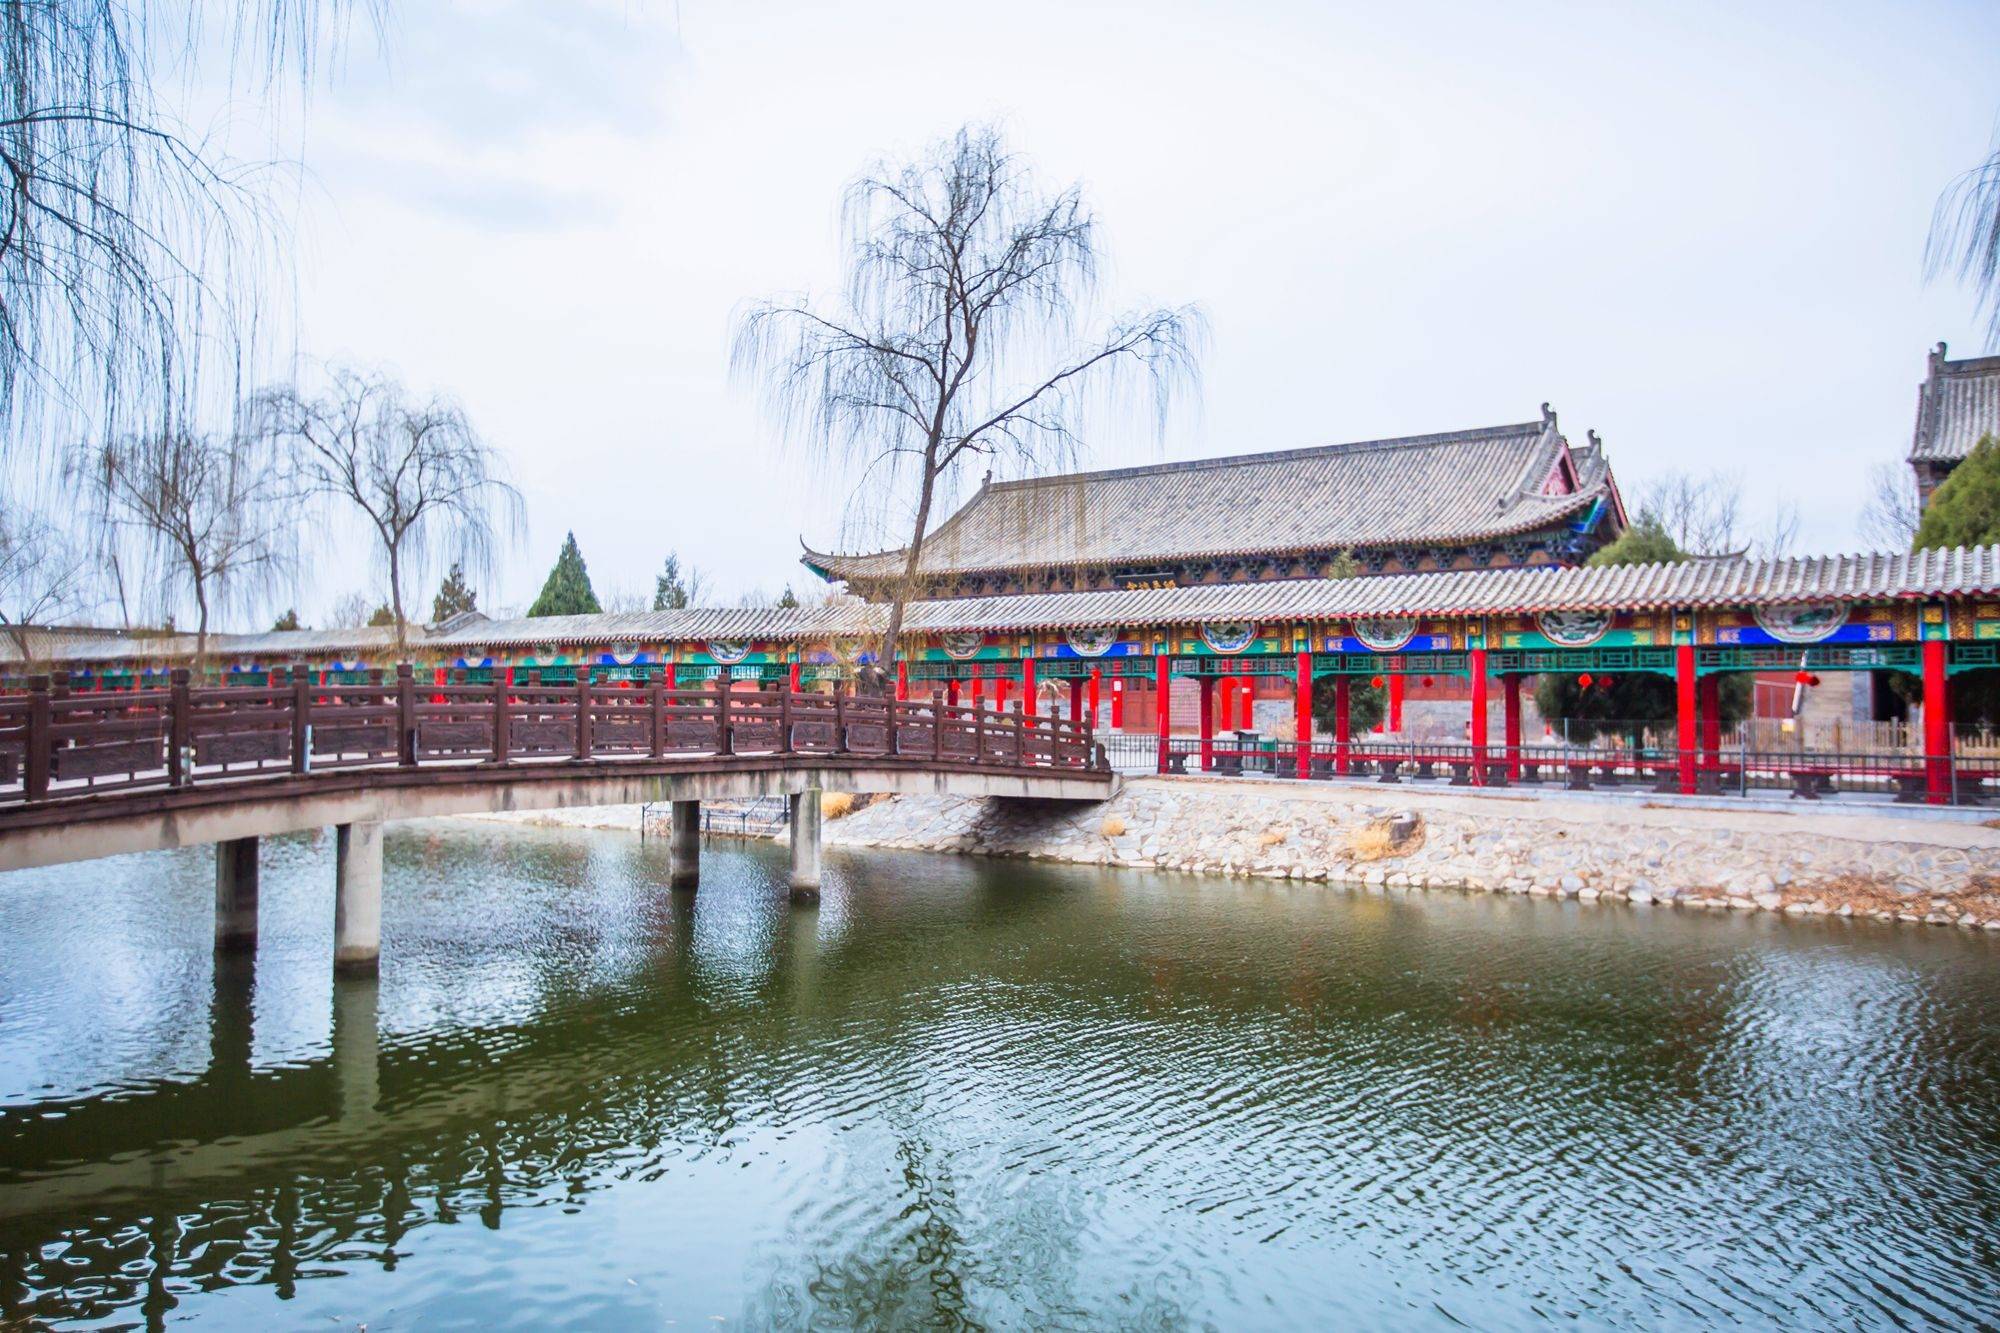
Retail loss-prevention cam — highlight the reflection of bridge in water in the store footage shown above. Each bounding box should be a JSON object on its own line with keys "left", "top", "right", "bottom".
{"left": 0, "top": 672, "right": 1113, "bottom": 971}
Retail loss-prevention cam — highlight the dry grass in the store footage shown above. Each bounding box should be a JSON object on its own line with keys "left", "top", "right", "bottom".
{"left": 1346, "top": 816, "right": 1424, "bottom": 862}
{"left": 1779, "top": 872, "right": 2000, "bottom": 918}
{"left": 821, "top": 792, "right": 856, "bottom": 820}
{"left": 1259, "top": 828, "right": 1288, "bottom": 848}
{"left": 1100, "top": 815, "right": 1126, "bottom": 838}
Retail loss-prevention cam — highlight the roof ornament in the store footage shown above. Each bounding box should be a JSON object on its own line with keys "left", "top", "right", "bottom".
{"left": 1540, "top": 402, "right": 1556, "bottom": 428}
{"left": 1587, "top": 429, "right": 1601, "bottom": 449}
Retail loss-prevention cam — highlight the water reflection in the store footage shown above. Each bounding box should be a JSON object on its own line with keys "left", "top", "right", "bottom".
{"left": 0, "top": 821, "right": 1997, "bottom": 1329}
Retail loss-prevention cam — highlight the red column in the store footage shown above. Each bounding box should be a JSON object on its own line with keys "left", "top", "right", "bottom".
{"left": 994, "top": 678, "right": 1009, "bottom": 710}
{"left": 1389, "top": 673, "right": 1405, "bottom": 733}
{"left": 947, "top": 677, "right": 961, "bottom": 706}
{"left": 1021, "top": 656, "right": 1036, "bottom": 718}
{"left": 1469, "top": 648, "right": 1489, "bottom": 782}
{"left": 1088, "top": 667, "right": 1101, "bottom": 728}
{"left": 1295, "top": 652, "right": 1313, "bottom": 779}
{"left": 895, "top": 659, "right": 909, "bottom": 702}
{"left": 1698, "top": 675, "right": 1721, "bottom": 776}
{"left": 1069, "top": 677, "right": 1084, "bottom": 725}
{"left": 1216, "top": 676, "right": 1233, "bottom": 732}
{"left": 1924, "top": 638, "right": 1951, "bottom": 805}
{"left": 1155, "top": 653, "right": 1172, "bottom": 773}
{"left": 1110, "top": 677, "right": 1124, "bottom": 729}
{"left": 787, "top": 661, "right": 801, "bottom": 693}
{"left": 1503, "top": 673, "right": 1522, "bottom": 781}
{"left": 1334, "top": 675, "right": 1351, "bottom": 775}
{"left": 970, "top": 672, "right": 984, "bottom": 709}
{"left": 1199, "top": 675, "right": 1216, "bottom": 771}
{"left": 1676, "top": 644, "right": 1697, "bottom": 795}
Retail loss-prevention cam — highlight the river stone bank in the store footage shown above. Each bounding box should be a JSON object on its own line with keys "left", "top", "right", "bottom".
{"left": 823, "top": 776, "right": 2000, "bottom": 931}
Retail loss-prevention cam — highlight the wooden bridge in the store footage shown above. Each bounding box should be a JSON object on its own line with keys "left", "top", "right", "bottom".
{"left": 0, "top": 666, "right": 1115, "bottom": 969}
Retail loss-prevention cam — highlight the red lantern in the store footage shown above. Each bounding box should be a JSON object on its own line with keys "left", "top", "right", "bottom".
{"left": 1371, "top": 675, "right": 1385, "bottom": 689}
{"left": 1809, "top": 674, "right": 1822, "bottom": 687}
{"left": 1794, "top": 670, "right": 1812, "bottom": 686}
{"left": 1421, "top": 675, "right": 1435, "bottom": 687}
{"left": 1600, "top": 675, "right": 1616, "bottom": 691}
{"left": 1578, "top": 673, "right": 1593, "bottom": 689}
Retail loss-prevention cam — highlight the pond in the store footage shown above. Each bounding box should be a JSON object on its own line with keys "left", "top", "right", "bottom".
{"left": 2, "top": 820, "right": 1997, "bottom": 1329}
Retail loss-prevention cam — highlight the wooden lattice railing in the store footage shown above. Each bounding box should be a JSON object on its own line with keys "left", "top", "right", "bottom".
{"left": 0, "top": 665, "right": 1109, "bottom": 809}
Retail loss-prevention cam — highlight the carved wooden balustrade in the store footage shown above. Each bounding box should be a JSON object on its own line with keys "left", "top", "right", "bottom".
{"left": 0, "top": 665, "right": 1109, "bottom": 811}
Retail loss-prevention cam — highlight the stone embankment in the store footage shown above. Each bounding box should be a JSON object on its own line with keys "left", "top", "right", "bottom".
{"left": 824, "top": 777, "right": 2000, "bottom": 932}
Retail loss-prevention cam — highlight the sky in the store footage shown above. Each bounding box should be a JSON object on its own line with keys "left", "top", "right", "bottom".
{"left": 246, "top": 0, "right": 2000, "bottom": 622}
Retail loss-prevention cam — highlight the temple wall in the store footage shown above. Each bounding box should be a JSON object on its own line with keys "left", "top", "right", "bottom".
{"left": 822, "top": 776, "right": 2000, "bottom": 930}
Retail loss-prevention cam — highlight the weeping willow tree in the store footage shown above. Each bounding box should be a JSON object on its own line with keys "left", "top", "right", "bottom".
{"left": 1928, "top": 130, "right": 2000, "bottom": 343}
{"left": 733, "top": 123, "right": 1203, "bottom": 683}
{"left": 1, "top": 1, "right": 375, "bottom": 465}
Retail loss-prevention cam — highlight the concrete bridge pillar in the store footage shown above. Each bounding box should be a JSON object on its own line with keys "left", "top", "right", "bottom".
{"left": 214, "top": 836, "right": 260, "bottom": 953}
{"left": 670, "top": 800, "right": 700, "bottom": 889}
{"left": 789, "top": 790, "right": 822, "bottom": 897}
{"left": 334, "top": 821, "right": 383, "bottom": 974}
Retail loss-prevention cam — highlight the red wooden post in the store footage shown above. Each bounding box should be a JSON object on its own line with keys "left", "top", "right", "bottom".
{"left": 1295, "top": 652, "right": 1313, "bottom": 780}
{"left": 1020, "top": 655, "right": 1037, "bottom": 718}
{"left": 994, "top": 678, "right": 1010, "bottom": 710}
{"left": 1088, "top": 667, "right": 1101, "bottom": 728}
{"left": 396, "top": 663, "right": 416, "bottom": 766}
{"left": 1199, "top": 675, "right": 1215, "bottom": 771}
{"left": 496, "top": 670, "right": 514, "bottom": 763}
{"left": 1676, "top": 644, "right": 1697, "bottom": 795}
{"left": 1468, "top": 648, "right": 1489, "bottom": 783}
{"left": 1217, "top": 676, "right": 1234, "bottom": 732}
{"left": 291, "top": 663, "right": 310, "bottom": 774}
{"left": 1924, "top": 638, "right": 1951, "bottom": 805}
{"left": 895, "top": 659, "right": 909, "bottom": 702}
{"left": 788, "top": 660, "right": 802, "bottom": 694}
{"left": 1502, "top": 673, "right": 1522, "bottom": 782}
{"left": 1698, "top": 675, "right": 1722, "bottom": 777}
{"left": 1155, "top": 653, "right": 1172, "bottom": 774}
{"left": 1069, "top": 677, "right": 1084, "bottom": 726}
{"left": 1388, "top": 673, "right": 1405, "bottom": 733}
{"left": 947, "top": 677, "right": 961, "bottom": 707}
{"left": 23, "top": 675, "right": 50, "bottom": 801}
{"left": 1334, "top": 675, "right": 1351, "bottom": 775}
{"left": 1110, "top": 677, "right": 1123, "bottom": 729}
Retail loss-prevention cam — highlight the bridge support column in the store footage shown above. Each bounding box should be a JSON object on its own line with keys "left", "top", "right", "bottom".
{"left": 334, "top": 821, "right": 383, "bottom": 974}
{"left": 214, "top": 836, "right": 259, "bottom": 954}
{"left": 670, "top": 800, "right": 700, "bottom": 889}
{"left": 789, "top": 790, "right": 822, "bottom": 897}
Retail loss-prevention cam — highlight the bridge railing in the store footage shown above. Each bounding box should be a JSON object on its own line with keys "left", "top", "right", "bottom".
{"left": 0, "top": 665, "right": 1108, "bottom": 808}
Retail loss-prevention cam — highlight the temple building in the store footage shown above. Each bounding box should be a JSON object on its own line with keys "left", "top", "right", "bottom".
{"left": 1910, "top": 342, "right": 2000, "bottom": 509}
{"left": 803, "top": 407, "right": 1624, "bottom": 600}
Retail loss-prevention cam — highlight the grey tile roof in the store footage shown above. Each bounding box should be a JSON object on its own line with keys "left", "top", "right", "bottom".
{"left": 897, "top": 546, "right": 2000, "bottom": 631}
{"left": 5, "top": 624, "right": 409, "bottom": 666}
{"left": 24, "top": 548, "right": 2000, "bottom": 667}
{"left": 1910, "top": 342, "right": 2000, "bottom": 462}
{"left": 803, "top": 410, "right": 1615, "bottom": 583}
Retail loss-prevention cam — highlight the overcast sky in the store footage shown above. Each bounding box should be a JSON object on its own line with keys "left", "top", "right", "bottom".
{"left": 268, "top": 0, "right": 1999, "bottom": 621}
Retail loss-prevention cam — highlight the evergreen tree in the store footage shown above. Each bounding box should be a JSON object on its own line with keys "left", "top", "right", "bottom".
{"left": 270, "top": 608, "right": 302, "bottom": 631}
{"left": 529, "top": 532, "right": 603, "bottom": 617}
{"left": 1914, "top": 435, "right": 2000, "bottom": 549}
{"left": 1535, "top": 510, "right": 1747, "bottom": 742}
{"left": 652, "top": 552, "right": 703, "bottom": 610}
{"left": 367, "top": 604, "right": 397, "bottom": 627}
{"left": 776, "top": 584, "right": 800, "bottom": 609}
{"left": 431, "top": 562, "right": 479, "bottom": 622}
{"left": 1311, "top": 680, "right": 1387, "bottom": 737}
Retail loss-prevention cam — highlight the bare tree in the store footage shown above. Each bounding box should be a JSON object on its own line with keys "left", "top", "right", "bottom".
{"left": 326, "top": 589, "right": 374, "bottom": 628}
{"left": 0, "top": 504, "right": 91, "bottom": 663}
{"left": 1754, "top": 499, "right": 1801, "bottom": 561}
{"left": 1927, "top": 130, "right": 2000, "bottom": 345}
{"left": 69, "top": 428, "right": 288, "bottom": 659}
{"left": 1860, "top": 460, "right": 1921, "bottom": 550}
{"left": 2, "top": 2, "right": 378, "bottom": 464}
{"left": 734, "top": 124, "right": 1203, "bottom": 674}
{"left": 255, "top": 368, "right": 525, "bottom": 659}
{"left": 1637, "top": 470, "right": 1745, "bottom": 556}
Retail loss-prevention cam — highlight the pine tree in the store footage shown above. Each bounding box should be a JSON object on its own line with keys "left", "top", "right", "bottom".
{"left": 652, "top": 552, "right": 703, "bottom": 610}
{"left": 1914, "top": 435, "right": 2000, "bottom": 549}
{"left": 271, "top": 608, "right": 303, "bottom": 631}
{"left": 431, "top": 562, "right": 479, "bottom": 622}
{"left": 776, "top": 584, "right": 800, "bottom": 609}
{"left": 367, "top": 604, "right": 397, "bottom": 627}
{"left": 529, "top": 532, "right": 603, "bottom": 617}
